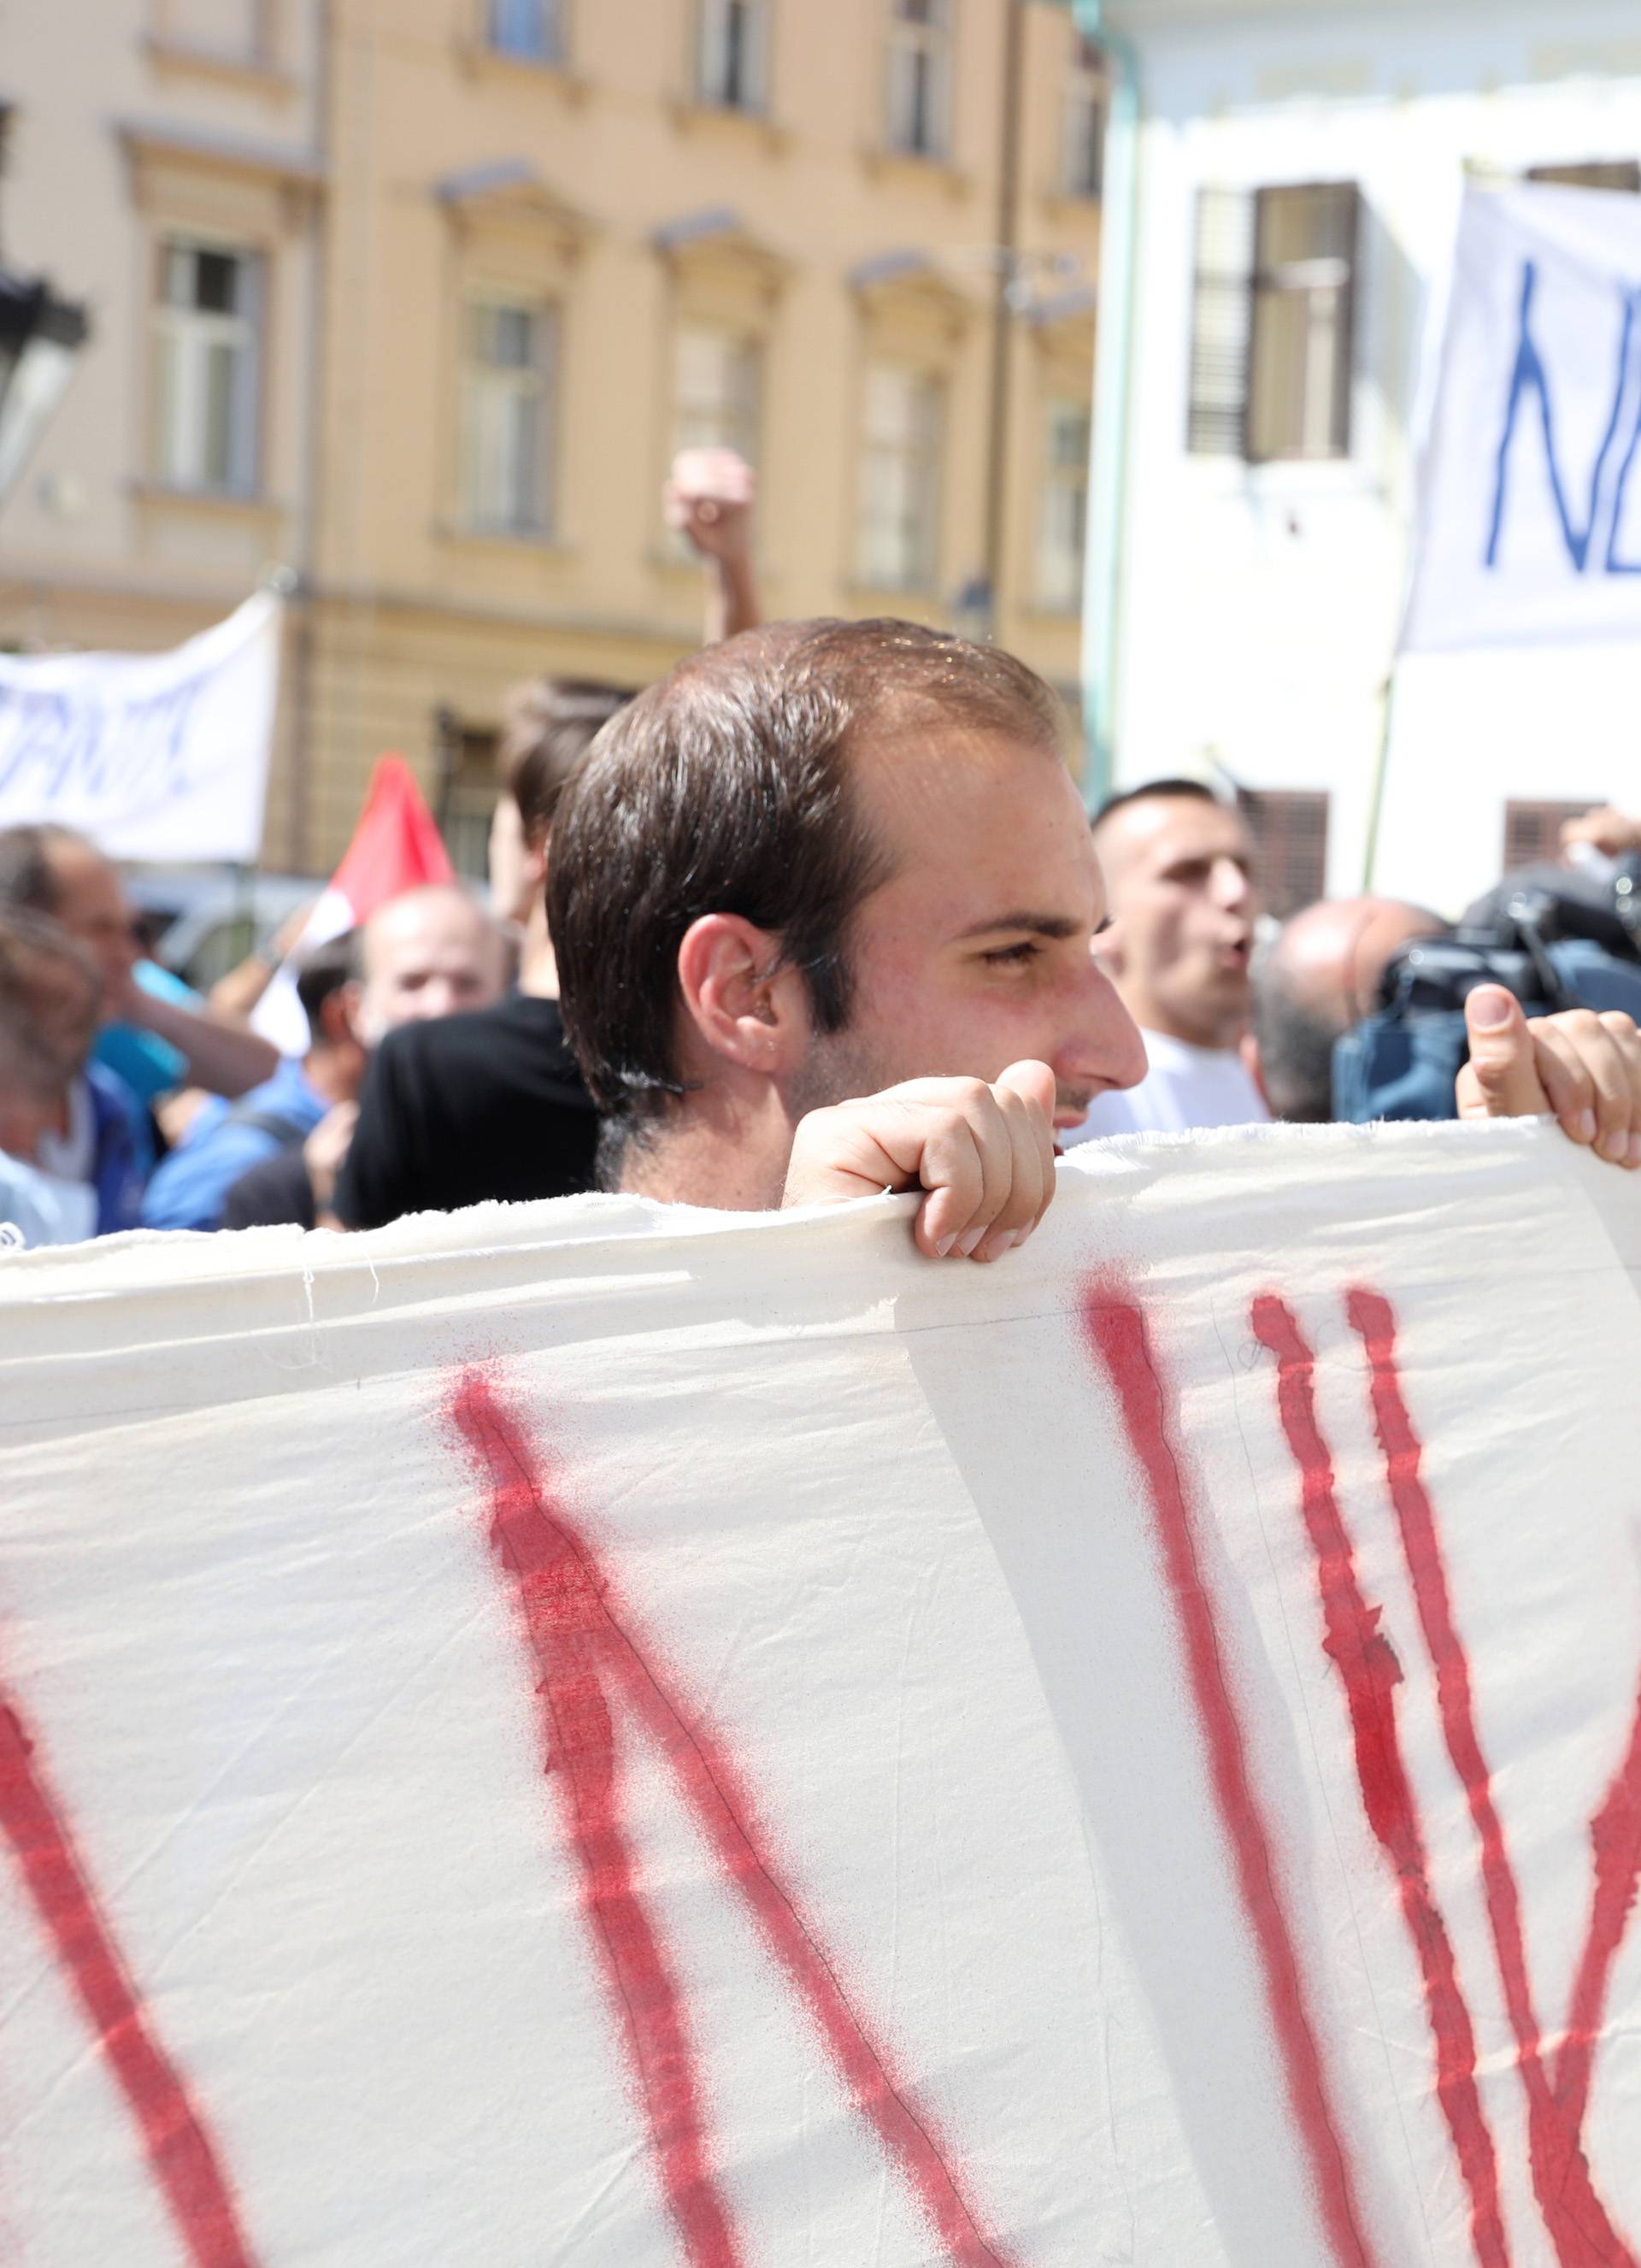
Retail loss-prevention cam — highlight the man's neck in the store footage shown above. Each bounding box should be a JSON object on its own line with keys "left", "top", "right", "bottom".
{"left": 303, "top": 1049, "right": 360, "bottom": 1107}
{"left": 519, "top": 901, "right": 558, "bottom": 999}
{"left": 618, "top": 1092, "right": 792, "bottom": 1211}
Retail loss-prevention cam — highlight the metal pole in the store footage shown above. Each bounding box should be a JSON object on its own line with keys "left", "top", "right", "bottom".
{"left": 1075, "top": 0, "right": 1141, "bottom": 809}
{"left": 1361, "top": 671, "right": 1396, "bottom": 890}
{"left": 979, "top": 0, "right": 1028, "bottom": 644}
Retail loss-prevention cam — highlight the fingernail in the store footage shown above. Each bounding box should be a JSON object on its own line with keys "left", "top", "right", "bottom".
{"left": 1469, "top": 985, "right": 1513, "bottom": 1029}
{"left": 933, "top": 1233, "right": 956, "bottom": 1258}
{"left": 955, "top": 1226, "right": 986, "bottom": 1258}
{"left": 982, "top": 1229, "right": 1020, "bottom": 1260}
{"left": 1628, "top": 1134, "right": 1641, "bottom": 1168}
{"left": 1602, "top": 1128, "right": 1629, "bottom": 1163}
{"left": 1579, "top": 1110, "right": 1598, "bottom": 1143}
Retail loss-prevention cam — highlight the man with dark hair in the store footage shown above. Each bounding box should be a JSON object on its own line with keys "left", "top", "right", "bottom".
{"left": 1065, "top": 778, "right": 1267, "bottom": 1141}
{"left": 548, "top": 619, "right": 1147, "bottom": 1252}
{"left": 547, "top": 621, "right": 1641, "bottom": 1242}
{"left": 332, "top": 679, "right": 617, "bottom": 1229}
{"left": 142, "top": 933, "right": 368, "bottom": 1232}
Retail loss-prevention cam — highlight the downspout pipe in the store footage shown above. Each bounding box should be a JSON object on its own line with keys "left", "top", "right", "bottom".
{"left": 1074, "top": 0, "right": 1141, "bottom": 810}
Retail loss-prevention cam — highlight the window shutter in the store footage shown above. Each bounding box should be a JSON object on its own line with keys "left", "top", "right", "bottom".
{"left": 1187, "top": 186, "right": 1255, "bottom": 457}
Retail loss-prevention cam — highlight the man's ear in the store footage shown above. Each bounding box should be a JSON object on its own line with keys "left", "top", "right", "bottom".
{"left": 332, "top": 980, "right": 367, "bottom": 1050}
{"left": 675, "top": 914, "right": 812, "bottom": 1079}
{"left": 525, "top": 823, "right": 551, "bottom": 892}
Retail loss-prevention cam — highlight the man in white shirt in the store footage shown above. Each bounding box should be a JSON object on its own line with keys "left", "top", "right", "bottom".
{"left": 1065, "top": 779, "right": 1268, "bottom": 1143}
{"left": 0, "top": 912, "right": 104, "bottom": 1248}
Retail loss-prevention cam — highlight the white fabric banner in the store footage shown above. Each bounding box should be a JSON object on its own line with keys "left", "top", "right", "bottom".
{"left": 0, "top": 1120, "right": 1638, "bottom": 2265}
{"left": 0, "top": 592, "right": 280, "bottom": 861}
{"left": 1402, "top": 182, "right": 1641, "bottom": 654}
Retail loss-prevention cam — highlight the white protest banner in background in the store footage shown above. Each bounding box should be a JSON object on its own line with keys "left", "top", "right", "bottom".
{"left": 1402, "top": 181, "right": 1641, "bottom": 654}
{"left": 0, "top": 1120, "right": 1637, "bottom": 2265}
{"left": 0, "top": 590, "right": 279, "bottom": 861}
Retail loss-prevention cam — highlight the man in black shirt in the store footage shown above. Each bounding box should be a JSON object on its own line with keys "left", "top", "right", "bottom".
{"left": 332, "top": 679, "right": 627, "bottom": 1230}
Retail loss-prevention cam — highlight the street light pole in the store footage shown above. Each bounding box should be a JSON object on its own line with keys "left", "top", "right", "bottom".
{"left": 0, "top": 268, "right": 90, "bottom": 507}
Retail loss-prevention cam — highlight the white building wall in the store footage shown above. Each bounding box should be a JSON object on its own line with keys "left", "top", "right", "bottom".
{"left": 1112, "top": 0, "right": 1641, "bottom": 915}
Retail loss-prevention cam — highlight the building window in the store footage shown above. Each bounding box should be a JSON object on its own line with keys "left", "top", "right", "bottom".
{"left": 461, "top": 300, "right": 556, "bottom": 534}
{"left": 437, "top": 722, "right": 503, "bottom": 884}
{"left": 1187, "top": 181, "right": 1359, "bottom": 462}
{"left": 885, "top": 0, "right": 951, "bottom": 162}
{"left": 672, "top": 323, "right": 761, "bottom": 462}
{"left": 856, "top": 363, "right": 943, "bottom": 589}
{"left": 159, "top": 0, "right": 271, "bottom": 62}
{"left": 152, "top": 240, "right": 262, "bottom": 494}
{"left": 1503, "top": 798, "right": 1600, "bottom": 872}
{"left": 1526, "top": 161, "right": 1641, "bottom": 192}
{"left": 486, "top": 0, "right": 562, "bottom": 63}
{"left": 1037, "top": 398, "right": 1089, "bottom": 611}
{"left": 1238, "top": 789, "right": 1329, "bottom": 917}
{"left": 697, "top": 0, "right": 768, "bottom": 112}
{"left": 1062, "top": 32, "right": 1104, "bottom": 200}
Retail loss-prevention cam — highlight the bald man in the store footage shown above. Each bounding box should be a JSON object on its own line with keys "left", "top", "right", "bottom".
{"left": 1250, "top": 895, "right": 1445, "bottom": 1122}
{"left": 143, "top": 887, "right": 509, "bottom": 1232}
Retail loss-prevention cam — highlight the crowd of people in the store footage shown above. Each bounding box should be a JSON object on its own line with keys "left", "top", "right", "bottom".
{"left": 3, "top": 451, "right": 1641, "bottom": 1256}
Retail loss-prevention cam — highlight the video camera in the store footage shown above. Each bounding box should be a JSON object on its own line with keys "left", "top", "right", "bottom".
{"left": 1332, "top": 857, "right": 1641, "bottom": 1122}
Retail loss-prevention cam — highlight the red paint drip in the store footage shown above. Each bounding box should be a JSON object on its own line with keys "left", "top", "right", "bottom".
{"left": 1081, "top": 1289, "right": 1381, "bottom": 2268}
{"left": 0, "top": 1702, "right": 258, "bottom": 2268}
{"left": 1555, "top": 1675, "right": 1641, "bottom": 2136}
{"left": 450, "top": 1369, "right": 1016, "bottom": 2268}
{"left": 1251, "top": 1295, "right": 1510, "bottom": 2268}
{"left": 1346, "top": 1287, "right": 1638, "bottom": 2268}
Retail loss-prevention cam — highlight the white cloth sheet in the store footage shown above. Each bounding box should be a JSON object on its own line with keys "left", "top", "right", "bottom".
{"left": 0, "top": 1119, "right": 1636, "bottom": 2266}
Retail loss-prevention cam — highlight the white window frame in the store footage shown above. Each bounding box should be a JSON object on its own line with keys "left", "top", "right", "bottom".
{"left": 156, "top": 0, "right": 271, "bottom": 63}
{"left": 485, "top": 0, "right": 563, "bottom": 65}
{"left": 460, "top": 297, "right": 557, "bottom": 537}
{"left": 885, "top": 0, "right": 952, "bottom": 162}
{"left": 697, "top": 0, "right": 769, "bottom": 113}
{"left": 670, "top": 321, "right": 762, "bottom": 463}
{"left": 151, "top": 238, "right": 264, "bottom": 496}
{"left": 1036, "top": 397, "right": 1089, "bottom": 612}
{"left": 856, "top": 362, "right": 944, "bottom": 591}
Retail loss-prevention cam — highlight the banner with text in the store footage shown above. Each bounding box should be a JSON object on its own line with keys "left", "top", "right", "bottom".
{"left": 1402, "top": 180, "right": 1641, "bottom": 653}
{"left": 0, "top": 1122, "right": 1637, "bottom": 2264}
{"left": 0, "top": 591, "right": 280, "bottom": 861}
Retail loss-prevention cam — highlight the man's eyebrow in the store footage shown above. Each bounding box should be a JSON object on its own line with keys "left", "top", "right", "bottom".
{"left": 951, "top": 910, "right": 1083, "bottom": 942}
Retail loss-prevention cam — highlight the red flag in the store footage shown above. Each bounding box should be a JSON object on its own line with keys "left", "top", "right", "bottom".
{"left": 252, "top": 757, "right": 457, "bottom": 1053}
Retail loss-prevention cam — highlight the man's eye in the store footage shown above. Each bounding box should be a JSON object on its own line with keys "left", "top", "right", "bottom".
{"left": 982, "top": 941, "right": 1041, "bottom": 968}
{"left": 1093, "top": 916, "right": 1113, "bottom": 938}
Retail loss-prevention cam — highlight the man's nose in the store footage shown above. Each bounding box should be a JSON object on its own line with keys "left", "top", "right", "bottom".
{"left": 1067, "top": 956, "right": 1149, "bottom": 1093}
{"left": 1214, "top": 857, "right": 1252, "bottom": 913}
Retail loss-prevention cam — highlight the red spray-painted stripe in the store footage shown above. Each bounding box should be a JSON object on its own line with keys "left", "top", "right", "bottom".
{"left": 1081, "top": 1291, "right": 1381, "bottom": 2268}
{"left": 0, "top": 1701, "right": 258, "bottom": 2268}
{"left": 1345, "top": 1288, "right": 1638, "bottom": 2268}
{"left": 450, "top": 1370, "right": 1016, "bottom": 2268}
{"left": 1250, "top": 1296, "right": 1510, "bottom": 2268}
{"left": 1553, "top": 1673, "right": 1641, "bottom": 2138}
{"left": 449, "top": 1376, "right": 746, "bottom": 2268}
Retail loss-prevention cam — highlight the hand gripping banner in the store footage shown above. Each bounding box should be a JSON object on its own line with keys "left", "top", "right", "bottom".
{"left": 0, "top": 1118, "right": 1636, "bottom": 2265}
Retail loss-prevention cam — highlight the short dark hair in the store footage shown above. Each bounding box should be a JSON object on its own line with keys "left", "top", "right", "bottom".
{"left": 497, "top": 678, "right": 634, "bottom": 842}
{"left": 0, "top": 909, "right": 100, "bottom": 1097}
{"left": 295, "top": 929, "right": 360, "bottom": 1028}
{"left": 1091, "top": 777, "right": 1222, "bottom": 833}
{"left": 0, "top": 822, "right": 90, "bottom": 917}
{"left": 549, "top": 618, "right": 1068, "bottom": 1136}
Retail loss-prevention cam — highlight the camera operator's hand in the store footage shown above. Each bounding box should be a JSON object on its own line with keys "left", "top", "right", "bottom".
{"left": 1457, "top": 987, "right": 1641, "bottom": 1168}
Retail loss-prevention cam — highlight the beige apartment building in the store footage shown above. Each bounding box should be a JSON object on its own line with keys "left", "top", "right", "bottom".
{"left": 1, "top": 0, "right": 1103, "bottom": 875}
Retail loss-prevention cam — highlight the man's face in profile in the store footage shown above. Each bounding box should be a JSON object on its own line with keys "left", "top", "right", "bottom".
{"left": 792, "top": 728, "right": 1147, "bottom": 1130}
